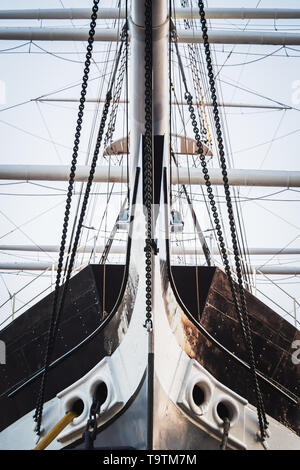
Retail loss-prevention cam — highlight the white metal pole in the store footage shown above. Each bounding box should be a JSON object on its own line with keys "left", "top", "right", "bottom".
{"left": 130, "top": 0, "right": 169, "bottom": 163}
{"left": 0, "top": 8, "right": 121, "bottom": 20}
{"left": 0, "top": 261, "right": 299, "bottom": 274}
{"left": 1, "top": 8, "right": 300, "bottom": 20}
{"left": 36, "top": 98, "right": 290, "bottom": 110}
{"left": 130, "top": 0, "right": 145, "bottom": 176}
{"left": 152, "top": 1, "right": 169, "bottom": 137}
{"left": 0, "top": 27, "right": 121, "bottom": 42}
{"left": 0, "top": 244, "right": 300, "bottom": 255}
{"left": 1, "top": 27, "right": 300, "bottom": 45}
{"left": 11, "top": 293, "right": 16, "bottom": 321}
{"left": 174, "top": 8, "right": 300, "bottom": 20}
{"left": 177, "top": 30, "right": 300, "bottom": 45}
{"left": 1, "top": 165, "right": 300, "bottom": 188}
{"left": 294, "top": 298, "right": 297, "bottom": 328}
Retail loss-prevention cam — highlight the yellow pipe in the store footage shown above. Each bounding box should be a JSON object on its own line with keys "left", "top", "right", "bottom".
{"left": 34, "top": 410, "right": 77, "bottom": 450}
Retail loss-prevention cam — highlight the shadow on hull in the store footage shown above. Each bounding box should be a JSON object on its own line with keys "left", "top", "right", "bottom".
{"left": 0, "top": 264, "right": 131, "bottom": 433}
{"left": 168, "top": 264, "right": 300, "bottom": 436}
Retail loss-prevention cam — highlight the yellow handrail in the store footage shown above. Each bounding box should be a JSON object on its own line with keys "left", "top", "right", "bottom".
{"left": 34, "top": 410, "right": 77, "bottom": 450}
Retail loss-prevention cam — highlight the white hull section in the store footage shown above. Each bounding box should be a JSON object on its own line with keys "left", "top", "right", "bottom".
{"left": 153, "top": 253, "right": 299, "bottom": 450}
{"left": 0, "top": 266, "right": 148, "bottom": 450}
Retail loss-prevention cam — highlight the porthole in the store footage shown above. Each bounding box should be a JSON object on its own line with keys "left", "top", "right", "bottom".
{"left": 187, "top": 376, "right": 212, "bottom": 416}
{"left": 64, "top": 392, "right": 88, "bottom": 425}
{"left": 214, "top": 397, "right": 239, "bottom": 427}
{"left": 90, "top": 379, "right": 111, "bottom": 413}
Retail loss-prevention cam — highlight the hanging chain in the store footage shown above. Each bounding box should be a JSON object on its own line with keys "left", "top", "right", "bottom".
{"left": 34, "top": 93, "right": 112, "bottom": 438}
{"left": 34, "top": 22, "right": 128, "bottom": 437}
{"left": 196, "top": 0, "right": 268, "bottom": 443}
{"left": 170, "top": 3, "right": 268, "bottom": 445}
{"left": 34, "top": 75, "right": 118, "bottom": 436}
{"left": 220, "top": 417, "right": 230, "bottom": 450}
{"left": 143, "top": 0, "right": 154, "bottom": 332}
{"left": 83, "top": 396, "right": 101, "bottom": 450}
{"left": 33, "top": 3, "right": 128, "bottom": 438}
{"left": 184, "top": 88, "right": 268, "bottom": 445}
{"left": 33, "top": 0, "right": 101, "bottom": 437}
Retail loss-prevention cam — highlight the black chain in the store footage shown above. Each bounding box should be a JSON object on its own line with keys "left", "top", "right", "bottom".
{"left": 33, "top": 24, "right": 128, "bottom": 433}
{"left": 171, "top": 3, "right": 268, "bottom": 444}
{"left": 220, "top": 417, "right": 230, "bottom": 450}
{"left": 34, "top": 72, "right": 116, "bottom": 437}
{"left": 33, "top": 0, "right": 101, "bottom": 436}
{"left": 83, "top": 397, "right": 101, "bottom": 450}
{"left": 196, "top": 0, "right": 268, "bottom": 442}
{"left": 144, "top": 0, "right": 153, "bottom": 331}
{"left": 54, "top": 29, "right": 129, "bottom": 331}
{"left": 185, "top": 88, "right": 268, "bottom": 444}
{"left": 35, "top": 97, "right": 112, "bottom": 438}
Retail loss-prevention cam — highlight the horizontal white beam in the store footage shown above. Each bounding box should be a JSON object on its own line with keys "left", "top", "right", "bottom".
{"left": 175, "top": 168, "right": 300, "bottom": 187}
{"left": 241, "top": 266, "right": 300, "bottom": 275}
{"left": 0, "top": 165, "right": 125, "bottom": 183}
{"left": 0, "top": 27, "right": 300, "bottom": 45}
{"left": 0, "top": 245, "right": 124, "bottom": 254}
{"left": 0, "top": 27, "right": 120, "bottom": 42}
{"left": 177, "top": 30, "right": 300, "bottom": 46}
{"left": 0, "top": 165, "right": 300, "bottom": 188}
{"left": 1, "top": 8, "right": 300, "bottom": 20}
{"left": 175, "top": 8, "right": 300, "bottom": 20}
{"left": 0, "top": 261, "right": 299, "bottom": 274}
{"left": 0, "top": 245, "right": 299, "bottom": 256}
{"left": 0, "top": 8, "right": 124, "bottom": 20}
{"left": 37, "top": 98, "right": 290, "bottom": 110}
{"left": 0, "top": 262, "right": 83, "bottom": 271}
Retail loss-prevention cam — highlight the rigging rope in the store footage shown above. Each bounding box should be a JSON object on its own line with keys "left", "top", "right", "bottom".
{"left": 180, "top": 1, "right": 253, "bottom": 290}
{"left": 180, "top": 1, "right": 212, "bottom": 149}
{"left": 103, "top": 31, "right": 129, "bottom": 150}
{"left": 171, "top": 149, "right": 211, "bottom": 266}
{"left": 77, "top": 12, "right": 123, "bottom": 269}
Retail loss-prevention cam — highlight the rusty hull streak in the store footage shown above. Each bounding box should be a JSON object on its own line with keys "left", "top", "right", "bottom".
{"left": 202, "top": 268, "right": 299, "bottom": 395}
{"left": 161, "top": 261, "right": 300, "bottom": 436}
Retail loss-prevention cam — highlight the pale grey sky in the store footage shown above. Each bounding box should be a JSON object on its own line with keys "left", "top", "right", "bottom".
{"left": 0, "top": 0, "right": 299, "bottom": 328}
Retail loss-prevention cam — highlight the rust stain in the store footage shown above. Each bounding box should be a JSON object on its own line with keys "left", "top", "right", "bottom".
{"left": 162, "top": 264, "right": 300, "bottom": 436}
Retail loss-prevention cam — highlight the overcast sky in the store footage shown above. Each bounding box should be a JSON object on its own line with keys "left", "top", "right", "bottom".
{"left": 0, "top": 0, "right": 299, "bottom": 328}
